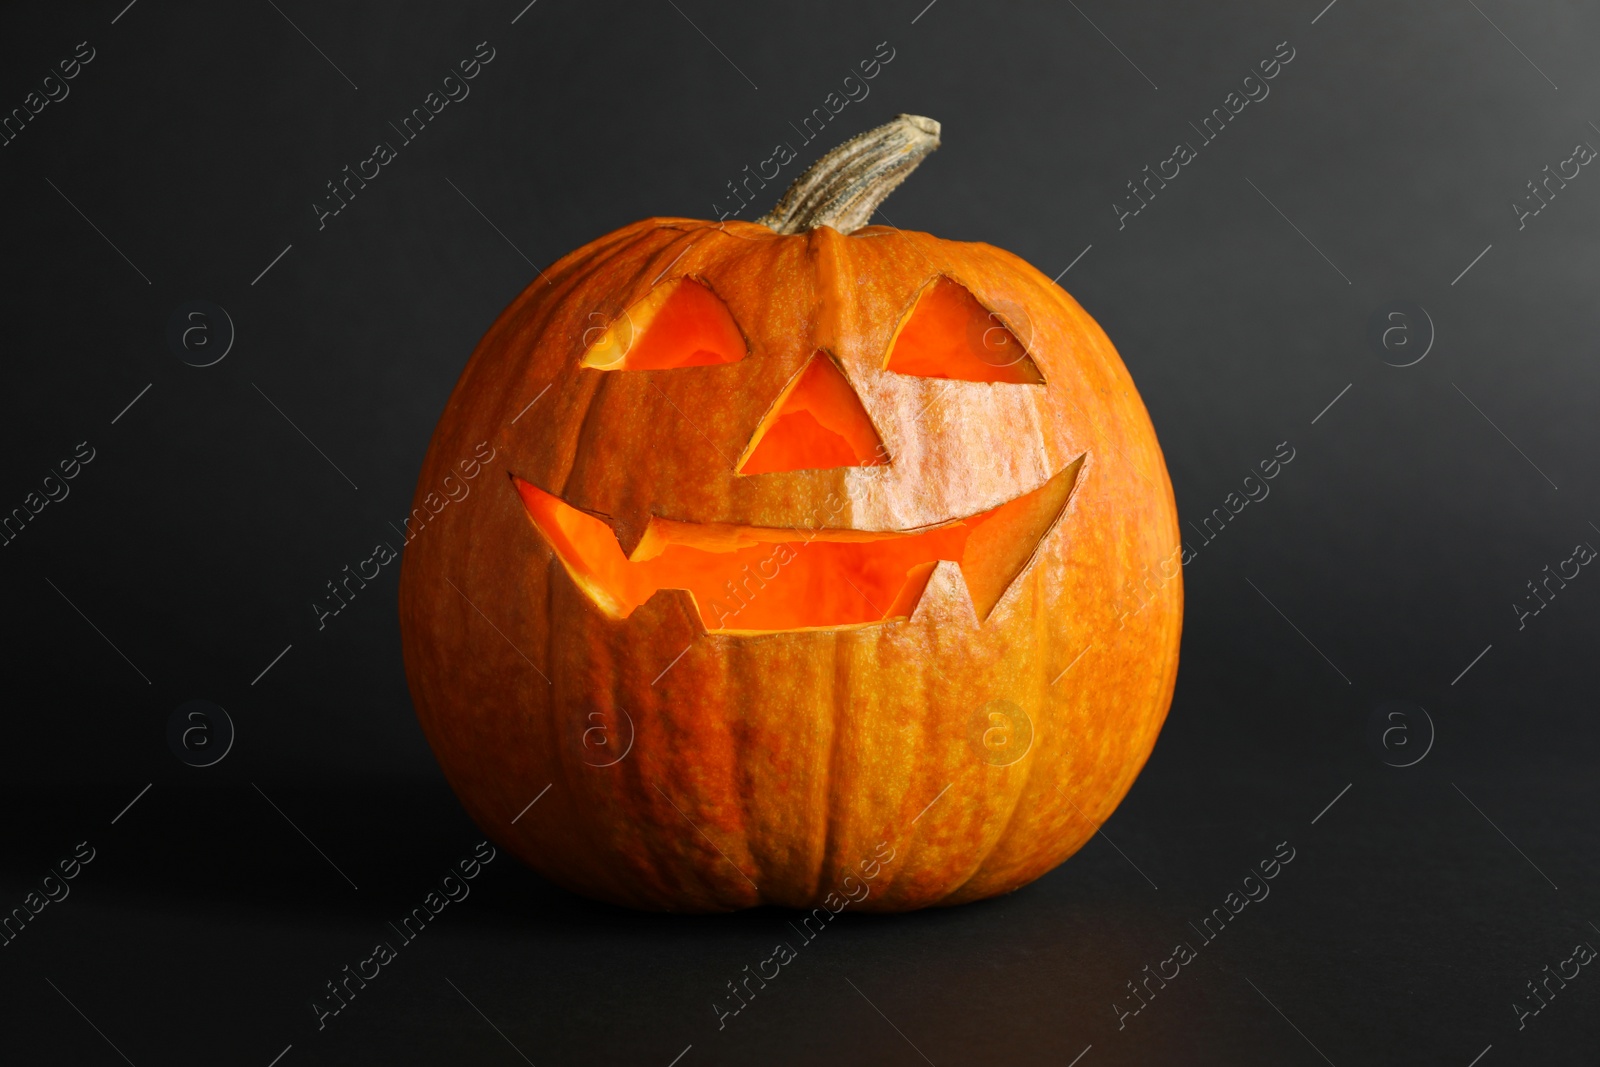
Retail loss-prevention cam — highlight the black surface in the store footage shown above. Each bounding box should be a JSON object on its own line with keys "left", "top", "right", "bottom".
{"left": 3, "top": 0, "right": 1598, "bottom": 1063}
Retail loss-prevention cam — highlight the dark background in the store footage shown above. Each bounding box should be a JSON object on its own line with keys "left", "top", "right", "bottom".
{"left": 2, "top": 0, "right": 1597, "bottom": 1063}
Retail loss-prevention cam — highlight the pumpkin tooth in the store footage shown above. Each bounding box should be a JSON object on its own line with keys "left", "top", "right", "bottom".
{"left": 906, "top": 559, "right": 978, "bottom": 627}
{"left": 959, "top": 455, "right": 1084, "bottom": 619}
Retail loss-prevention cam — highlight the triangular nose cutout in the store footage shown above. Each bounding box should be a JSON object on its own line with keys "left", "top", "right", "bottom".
{"left": 737, "top": 354, "right": 886, "bottom": 475}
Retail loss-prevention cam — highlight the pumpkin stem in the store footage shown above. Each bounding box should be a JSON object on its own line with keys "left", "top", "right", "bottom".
{"left": 756, "top": 114, "right": 941, "bottom": 234}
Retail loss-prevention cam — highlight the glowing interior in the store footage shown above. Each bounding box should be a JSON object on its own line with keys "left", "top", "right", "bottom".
{"left": 580, "top": 277, "right": 745, "bottom": 370}
{"left": 513, "top": 459, "right": 1080, "bottom": 633}
{"left": 738, "top": 354, "right": 886, "bottom": 474}
{"left": 884, "top": 276, "right": 1045, "bottom": 385}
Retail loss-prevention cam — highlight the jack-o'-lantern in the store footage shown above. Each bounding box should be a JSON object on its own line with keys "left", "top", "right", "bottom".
{"left": 399, "top": 115, "right": 1181, "bottom": 912}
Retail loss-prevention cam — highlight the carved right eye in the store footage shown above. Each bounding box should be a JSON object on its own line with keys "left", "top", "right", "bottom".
{"left": 883, "top": 276, "right": 1044, "bottom": 385}
{"left": 580, "top": 277, "right": 746, "bottom": 371}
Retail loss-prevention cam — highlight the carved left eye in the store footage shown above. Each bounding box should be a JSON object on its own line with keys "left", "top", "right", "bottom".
{"left": 884, "top": 276, "right": 1044, "bottom": 385}
{"left": 580, "top": 277, "right": 746, "bottom": 370}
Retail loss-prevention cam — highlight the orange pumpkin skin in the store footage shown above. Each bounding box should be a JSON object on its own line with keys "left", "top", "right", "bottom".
{"left": 398, "top": 215, "right": 1181, "bottom": 912}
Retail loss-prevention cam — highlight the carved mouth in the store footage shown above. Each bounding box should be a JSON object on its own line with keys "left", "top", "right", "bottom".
{"left": 513, "top": 458, "right": 1082, "bottom": 634}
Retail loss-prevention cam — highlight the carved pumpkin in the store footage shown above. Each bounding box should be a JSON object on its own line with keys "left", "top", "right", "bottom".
{"left": 398, "top": 115, "right": 1181, "bottom": 912}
